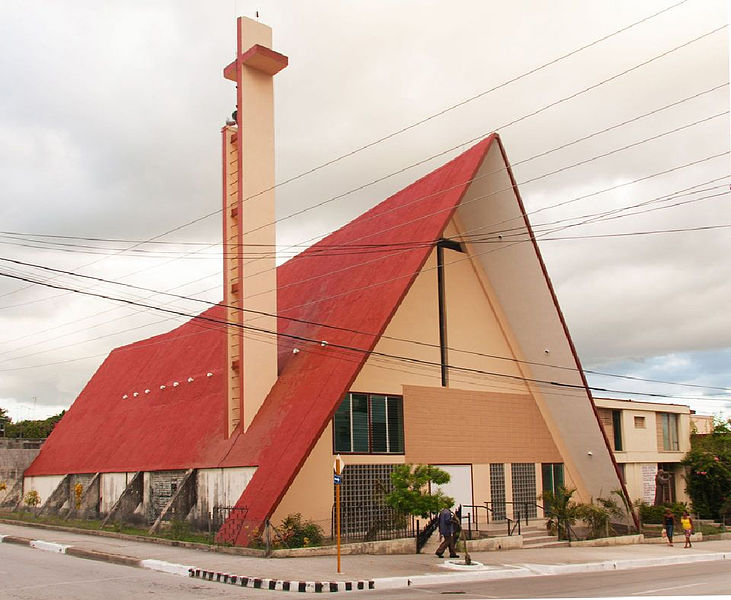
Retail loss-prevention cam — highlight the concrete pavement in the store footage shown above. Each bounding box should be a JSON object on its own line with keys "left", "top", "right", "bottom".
{"left": 1, "top": 519, "right": 730, "bottom": 593}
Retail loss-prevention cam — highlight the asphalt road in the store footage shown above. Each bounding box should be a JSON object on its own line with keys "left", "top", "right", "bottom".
{"left": 1, "top": 542, "right": 273, "bottom": 600}
{"left": 3, "top": 541, "right": 729, "bottom": 599}
{"left": 360, "top": 560, "right": 731, "bottom": 598}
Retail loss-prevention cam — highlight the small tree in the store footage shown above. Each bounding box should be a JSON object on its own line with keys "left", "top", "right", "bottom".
{"left": 681, "top": 417, "right": 730, "bottom": 519}
{"left": 540, "top": 486, "right": 578, "bottom": 540}
{"left": 386, "top": 464, "right": 454, "bottom": 518}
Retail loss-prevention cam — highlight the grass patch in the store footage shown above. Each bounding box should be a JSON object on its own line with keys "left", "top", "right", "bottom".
{"left": 0, "top": 510, "right": 216, "bottom": 545}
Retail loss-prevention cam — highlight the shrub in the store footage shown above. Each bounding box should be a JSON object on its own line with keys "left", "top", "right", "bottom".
{"left": 637, "top": 501, "right": 688, "bottom": 524}
{"left": 168, "top": 518, "right": 192, "bottom": 540}
{"left": 24, "top": 490, "right": 40, "bottom": 507}
{"left": 540, "top": 487, "right": 578, "bottom": 540}
{"left": 278, "top": 513, "right": 324, "bottom": 548}
{"left": 74, "top": 483, "right": 83, "bottom": 509}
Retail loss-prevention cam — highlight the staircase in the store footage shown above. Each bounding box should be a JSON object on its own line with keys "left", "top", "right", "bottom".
{"left": 421, "top": 521, "right": 568, "bottom": 553}
{"left": 519, "top": 522, "right": 569, "bottom": 548}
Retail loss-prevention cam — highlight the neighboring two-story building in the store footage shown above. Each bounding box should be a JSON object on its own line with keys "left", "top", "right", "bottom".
{"left": 594, "top": 397, "right": 700, "bottom": 505}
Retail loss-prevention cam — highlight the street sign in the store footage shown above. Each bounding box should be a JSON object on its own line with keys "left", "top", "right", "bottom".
{"left": 333, "top": 474, "right": 342, "bottom": 485}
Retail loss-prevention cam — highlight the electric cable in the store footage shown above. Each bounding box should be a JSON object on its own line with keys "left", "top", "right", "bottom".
{"left": 2, "top": 252, "right": 730, "bottom": 396}
{"left": 1, "top": 265, "right": 729, "bottom": 403}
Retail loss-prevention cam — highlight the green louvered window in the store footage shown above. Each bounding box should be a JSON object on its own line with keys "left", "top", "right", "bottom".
{"left": 333, "top": 393, "right": 404, "bottom": 454}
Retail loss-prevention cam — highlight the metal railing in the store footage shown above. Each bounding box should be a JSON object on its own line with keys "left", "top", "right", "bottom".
{"left": 330, "top": 502, "right": 416, "bottom": 544}
{"left": 415, "top": 513, "right": 439, "bottom": 553}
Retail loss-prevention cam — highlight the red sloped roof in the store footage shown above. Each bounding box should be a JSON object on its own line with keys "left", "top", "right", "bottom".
{"left": 24, "top": 307, "right": 236, "bottom": 475}
{"left": 25, "top": 136, "right": 493, "bottom": 543}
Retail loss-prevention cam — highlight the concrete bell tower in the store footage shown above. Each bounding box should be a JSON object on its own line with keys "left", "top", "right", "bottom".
{"left": 221, "top": 17, "right": 288, "bottom": 435}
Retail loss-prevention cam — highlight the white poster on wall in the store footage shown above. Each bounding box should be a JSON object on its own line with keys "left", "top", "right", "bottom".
{"left": 641, "top": 464, "right": 657, "bottom": 504}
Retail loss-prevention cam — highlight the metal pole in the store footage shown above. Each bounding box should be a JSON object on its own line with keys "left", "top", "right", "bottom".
{"left": 335, "top": 457, "right": 342, "bottom": 574}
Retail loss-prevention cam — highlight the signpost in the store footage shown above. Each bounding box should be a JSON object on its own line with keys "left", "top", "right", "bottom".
{"left": 333, "top": 454, "right": 344, "bottom": 573}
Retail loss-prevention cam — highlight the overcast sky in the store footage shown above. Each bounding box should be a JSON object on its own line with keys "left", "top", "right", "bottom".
{"left": 0, "top": 0, "right": 728, "bottom": 422}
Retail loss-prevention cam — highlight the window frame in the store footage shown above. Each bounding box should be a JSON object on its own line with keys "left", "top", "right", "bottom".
{"left": 333, "top": 392, "right": 405, "bottom": 455}
{"left": 660, "top": 412, "right": 680, "bottom": 451}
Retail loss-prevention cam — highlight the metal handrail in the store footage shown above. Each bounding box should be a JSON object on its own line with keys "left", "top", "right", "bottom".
{"left": 482, "top": 500, "right": 579, "bottom": 540}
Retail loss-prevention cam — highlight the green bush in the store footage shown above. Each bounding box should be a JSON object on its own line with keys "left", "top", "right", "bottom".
{"left": 637, "top": 501, "right": 688, "bottom": 524}
{"left": 279, "top": 513, "right": 324, "bottom": 548}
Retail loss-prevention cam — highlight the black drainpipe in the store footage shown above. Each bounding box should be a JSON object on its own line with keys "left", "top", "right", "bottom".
{"left": 436, "top": 239, "right": 463, "bottom": 387}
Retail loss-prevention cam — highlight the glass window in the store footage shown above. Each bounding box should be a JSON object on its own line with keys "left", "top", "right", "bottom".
{"left": 612, "top": 410, "right": 623, "bottom": 451}
{"left": 351, "top": 394, "right": 369, "bottom": 452}
{"left": 333, "top": 393, "right": 404, "bottom": 454}
{"left": 634, "top": 416, "right": 646, "bottom": 428}
{"left": 660, "top": 413, "right": 679, "bottom": 451}
{"left": 542, "top": 463, "right": 564, "bottom": 495}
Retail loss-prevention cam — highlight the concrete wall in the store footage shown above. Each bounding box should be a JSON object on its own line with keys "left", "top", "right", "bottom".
{"left": 23, "top": 474, "right": 63, "bottom": 508}
{"left": 100, "top": 472, "right": 139, "bottom": 514}
{"left": 195, "top": 466, "right": 256, "bottom": 519}
{"left": 0, "top": 440, "right": 43, "bottom": 504}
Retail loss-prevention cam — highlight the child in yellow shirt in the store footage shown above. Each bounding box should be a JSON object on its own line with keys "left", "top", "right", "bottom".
{"left": 680, "top": 511, "right": 693, "bottom": 548}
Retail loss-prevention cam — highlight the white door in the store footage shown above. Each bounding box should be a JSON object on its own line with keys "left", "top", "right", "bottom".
{"left": 432, "top": 464, "right": 473, "bottom": 513}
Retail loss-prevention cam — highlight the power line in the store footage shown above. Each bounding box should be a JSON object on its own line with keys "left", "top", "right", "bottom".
{"left": 242, "top": 26, "right": 728, "bottom": 244}
{"left": 2, "top": 37, "right": 724, "bottom": 317}
{"left": 238, "top": 0, "right": 694, "bottom": 202}
{"left": 2, "top": 253, "right": 730, "bottom": 396}
{"left": 1, "top": 265, "right": 728, "bottom": 403}
{"left": 2, "top": 82, "right": 726, "bottom": 259}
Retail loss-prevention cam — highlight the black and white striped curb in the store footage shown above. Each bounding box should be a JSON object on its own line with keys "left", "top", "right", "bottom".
{"left": 0, "top": 534, "right": 374, "bottom": 592}
{"left": 188, "top": 568, "right": 374, "bottom": 592}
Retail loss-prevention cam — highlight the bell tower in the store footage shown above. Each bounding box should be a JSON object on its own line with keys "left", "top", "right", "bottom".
{"left": 221, "top": 17, "right": 288, "bottom": 435}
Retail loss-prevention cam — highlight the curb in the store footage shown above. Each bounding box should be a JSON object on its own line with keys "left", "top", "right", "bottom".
{"left": 0, "top": 533, "right": 374, "bottom": 593}
{"left": 188, "top": 568, "right": 374, "bottom": 592}
{"left": 371, "top": 551, "right": 731, "bottom": 590}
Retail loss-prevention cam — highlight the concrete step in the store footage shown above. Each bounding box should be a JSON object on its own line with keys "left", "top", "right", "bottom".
{"left": 523, "top": 540, "right": 570, "bottom": 549}
{"left": 521, "top": 534, "right": 562, "bottom": 545}
{"left": 521, "top": 528, "right": 553, "bottom": 539}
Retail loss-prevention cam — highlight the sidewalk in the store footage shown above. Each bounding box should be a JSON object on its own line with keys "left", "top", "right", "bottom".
{"left": 1, "top": 519, "right": 730, "bottom": 593}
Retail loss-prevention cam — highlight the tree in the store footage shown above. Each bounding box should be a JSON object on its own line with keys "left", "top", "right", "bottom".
{"left": 385, "top": 464, "right": 454, "bottom": 518}
{"left": 0, "top": 407, "right": 9, "bottom": 437}
{"left": 681, "top": 417, "right": 731, "bottom": 519}
{"left": 2, "top": 410, "right": 65, "bottom": 439}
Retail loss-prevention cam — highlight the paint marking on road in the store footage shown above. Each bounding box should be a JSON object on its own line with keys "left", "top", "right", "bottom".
{"left": 631, "top": 581, "right": 707, "bottom": 595}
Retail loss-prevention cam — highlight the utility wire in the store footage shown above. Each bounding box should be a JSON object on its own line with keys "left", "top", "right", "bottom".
{"left": 2, "top": 82, "right": 726, "bottom": 258}
{"left": 2, "top": 253, "right": 730, "bottom": 395}
{"left": 238, "top": 0, "right": 693, "bottom": 202}
{"left": 1, "top": 265, "right": 728, "bottom": 403}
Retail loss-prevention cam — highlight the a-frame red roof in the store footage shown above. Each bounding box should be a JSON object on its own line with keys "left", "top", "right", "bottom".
{"left": 25, "top": 136, "right": 494, "bottom": 544}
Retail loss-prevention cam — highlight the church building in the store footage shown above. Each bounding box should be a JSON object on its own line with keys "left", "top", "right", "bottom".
{"left": 23, "top": 17, "right": 628, "bottom": 547}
